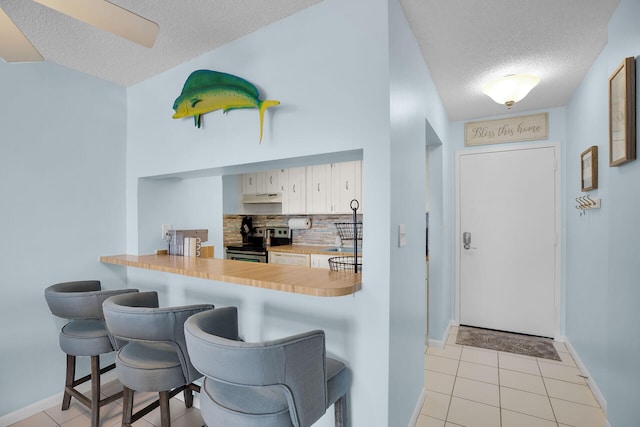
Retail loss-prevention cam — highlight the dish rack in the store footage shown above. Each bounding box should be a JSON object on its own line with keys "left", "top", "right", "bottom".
{"left": 329, "top": 199, "right": 362, "bottom": 273}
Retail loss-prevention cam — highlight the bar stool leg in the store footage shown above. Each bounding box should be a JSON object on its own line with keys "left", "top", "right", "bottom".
{"left": 90, "top": 356, "right": 100, "bottom": 427}
{"left": 159, "top": 391, "right": 171, "bottom": 427}
{"left": 62, "top": 355, "right": 75, "bottom": 410}
{"left": 122, "top": 386, "right": 134, "bottom": 427}
{"left": 184, "top": 387, "right": 193, "bottom": 408}
{"left": 334, "top": 394, "right": 347, "bottom": 427}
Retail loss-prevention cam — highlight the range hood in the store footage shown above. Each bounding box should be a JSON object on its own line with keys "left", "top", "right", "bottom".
{"left": 241, "top": 193, "right": 283, "bottom": 204}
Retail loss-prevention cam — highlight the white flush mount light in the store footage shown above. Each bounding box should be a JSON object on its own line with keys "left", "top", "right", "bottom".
{"left": 482, "top": 74, "right": 540, "bottom": 108}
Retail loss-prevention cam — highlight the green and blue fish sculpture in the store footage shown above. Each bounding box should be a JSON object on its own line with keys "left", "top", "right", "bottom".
{"left": 172, "top": 69, "right": 280, "bottom": 143}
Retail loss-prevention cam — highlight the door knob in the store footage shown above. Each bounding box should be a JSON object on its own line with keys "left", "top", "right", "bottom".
{"left": 463, "top": 232, "right": 472, "bottom": 250}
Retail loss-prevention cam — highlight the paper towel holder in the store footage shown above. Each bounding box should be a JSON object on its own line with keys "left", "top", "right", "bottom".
{"left": 288, "top": 217, "right": 312, "bottom": 230}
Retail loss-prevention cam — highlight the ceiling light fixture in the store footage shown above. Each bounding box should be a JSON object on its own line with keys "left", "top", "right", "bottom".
{"left": 482, "top": 74, "right": 540, "bottom": 108}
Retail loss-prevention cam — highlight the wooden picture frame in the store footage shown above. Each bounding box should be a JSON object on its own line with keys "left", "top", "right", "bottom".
{"left": 609, "top": 57, "right": 636, "bottom": 166}
{"left": 580, "top": 146, "right": 598, "bottom": 191}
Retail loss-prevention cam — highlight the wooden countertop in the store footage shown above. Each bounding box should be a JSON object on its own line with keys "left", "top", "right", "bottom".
{"left": 100, "top": 254, "right": 361, "bottom": 297}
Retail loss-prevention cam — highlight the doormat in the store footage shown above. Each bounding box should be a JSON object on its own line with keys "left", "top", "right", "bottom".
{"left": 456, "top": 326, "right": 561, "bottom": 361}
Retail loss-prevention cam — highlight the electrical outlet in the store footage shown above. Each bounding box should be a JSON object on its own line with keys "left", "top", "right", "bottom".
{"left": 162, "top": 224, "right": 172, "bottom": 239}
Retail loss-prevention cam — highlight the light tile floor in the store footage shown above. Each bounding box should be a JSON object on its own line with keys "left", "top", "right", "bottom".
{"left": 416, "top": 326, "right": 608, "bottom": 427}
{"left": 10, "top": 327, "right": 608, "bottom": 427}
{"left": 9, "top": 380, "right": 205, "bottom": 427}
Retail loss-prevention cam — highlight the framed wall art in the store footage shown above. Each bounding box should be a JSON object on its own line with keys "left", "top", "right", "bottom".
{"left": 608, "top": 57, "right": 636, "bottom": 166}
{"left": 580, "top": 146, "right": 598, "bottom": 191}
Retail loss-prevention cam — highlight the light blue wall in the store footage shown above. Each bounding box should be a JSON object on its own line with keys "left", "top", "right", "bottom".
{"left": 0, "top": 61, "right": 127, "bottom": 417}
{"left": 565, "top": 0, "right": 640, "bottom": 424}
{"left": 123, "top": 0, "right": 436, "bottom": 425}
{"left": 388, "top": 0, "right": 449, "bottom": 425}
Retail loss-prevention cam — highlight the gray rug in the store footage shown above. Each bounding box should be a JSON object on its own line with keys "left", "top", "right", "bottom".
{"left": 456, "top": 326, "right": 561, "bottom": 361}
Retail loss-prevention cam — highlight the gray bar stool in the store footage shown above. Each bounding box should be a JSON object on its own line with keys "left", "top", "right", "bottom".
{"left": 185, "top": 307, "right": 350, "bottom": 427}
{"left": 102, "top": 291, "right": 214, "bottom": 427}
{"left": 44, "top": 280, "right": 138, "bottom": 427}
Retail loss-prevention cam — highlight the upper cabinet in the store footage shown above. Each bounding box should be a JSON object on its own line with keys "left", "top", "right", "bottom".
{"left": 306, "top": 164, "right": 333, "bottom": 214}
{"left": 242, "top": 170, "right": 280, "bottom": 195}
{"left": 240, "top": 161, "right": 362, "bottom": 215}
{"left": 242, "top": 172, "right": 258, "bottom": 195}
{"left": 260, "top": 170, "right": 280, "bottom": 194}
{"left": 332, "top": 160, "right": 362, "bottom": 214}
{"left": 282, "top": 167, "right": 306, "bottom": 214}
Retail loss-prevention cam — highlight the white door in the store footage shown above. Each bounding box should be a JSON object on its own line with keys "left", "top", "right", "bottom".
{"left": 457, "top": 144, "right": 559, "bottom": 338}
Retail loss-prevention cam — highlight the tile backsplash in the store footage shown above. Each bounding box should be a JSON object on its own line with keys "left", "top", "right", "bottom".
{"left": 223, "top": 214, "right": 363, "bottom": 247}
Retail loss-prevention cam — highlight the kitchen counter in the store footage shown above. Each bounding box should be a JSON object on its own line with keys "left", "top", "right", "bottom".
{"left": 100, "top": 254, "right": 361, "bottom": 297}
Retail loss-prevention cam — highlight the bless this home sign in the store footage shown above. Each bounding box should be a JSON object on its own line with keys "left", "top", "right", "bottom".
{"left": 464, "top": 112, "right": 548, "bottom": 146}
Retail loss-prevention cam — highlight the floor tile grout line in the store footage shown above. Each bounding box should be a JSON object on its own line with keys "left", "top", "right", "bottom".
{"left": 497, "top": 351, "right": 502, "bottom": 427}
{"left": 443, "top": 344, "right": 463, "bottom": 424}
{"left": 538, "top": 356, "right": 560, "bottom": 425}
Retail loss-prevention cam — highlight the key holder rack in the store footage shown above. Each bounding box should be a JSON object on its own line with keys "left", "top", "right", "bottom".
{"left": 575, "top": 194, "right": 601, "bottom": 215}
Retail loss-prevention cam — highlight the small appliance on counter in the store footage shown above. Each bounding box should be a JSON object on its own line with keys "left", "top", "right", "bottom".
{"left": 225, "top": 226, "right": 291, "bottom": 263}
{"left": 168, "top": 229, "right": 208, "bottom": 256}
{"left": 240, "top": 216, "right": 253, "bottom": 243}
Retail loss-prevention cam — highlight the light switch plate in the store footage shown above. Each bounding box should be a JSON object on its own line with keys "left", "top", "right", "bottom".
{"left": 398, "top": 224, "right": 407, "bottom": 247}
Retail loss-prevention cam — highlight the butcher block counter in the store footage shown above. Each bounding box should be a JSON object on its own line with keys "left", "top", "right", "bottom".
{"left": 100, "top": 254, "right": 362, "bottom": 297}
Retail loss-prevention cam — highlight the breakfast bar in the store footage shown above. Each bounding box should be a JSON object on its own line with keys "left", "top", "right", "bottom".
{"left": 100, "top": 254, "right": 362, "bottom": 297}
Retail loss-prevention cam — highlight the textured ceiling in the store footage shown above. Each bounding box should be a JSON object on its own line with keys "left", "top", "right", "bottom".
{"left": 0, "top": 0, "right": 621, "bottom": 121}
{"left": 0, "top": 0, "right": 323, "bottom": 86}
{"left": 400, "top": 0, "right": 620, "bottom": 120}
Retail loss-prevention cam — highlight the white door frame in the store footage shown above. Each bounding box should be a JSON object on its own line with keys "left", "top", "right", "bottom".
{"left": 454, "top": 141, "right": 562, "bottom": 339}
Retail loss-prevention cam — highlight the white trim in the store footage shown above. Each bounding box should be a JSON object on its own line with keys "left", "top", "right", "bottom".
{"left": 428, "top": 320, "right": 456, "bottom": 349}
{"left": 0, "top": 393, "right": 63, "bottom": 426}
{"left": 0, "top": 370, "right": 118, "bottom": 426}
{"left": 0, "top": 371, "right": 202, "bottom": 426}
{"left": 408, "top": 388, "right": 427, "bottom": 427}
{"left": 455, "top": 141, "right": 562, "bottom": 337}
{"left": 561, "top": 336, "right": 608, "bottom": 415}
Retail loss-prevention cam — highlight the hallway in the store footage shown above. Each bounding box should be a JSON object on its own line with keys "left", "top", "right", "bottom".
{"left": 416, "top": 327, "right": 607, "bottom": 427}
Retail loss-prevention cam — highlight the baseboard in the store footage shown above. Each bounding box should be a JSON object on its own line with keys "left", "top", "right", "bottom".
{"left": 0, "top": 370, "right": 202, "bottom": 426}
{"left": 428, "top": 320, "right": 456, "bottom": 349}
{"left": 0, "top": 370, "right": 118, "bottom": 426}
{"left": 408, "top": 388, "right": 426, "bottom": 427}
{"left": 0, "top": 393, "right": 62, "bottom": 426}
{"left": 560, "top": 336, "right": 608, "bottom": 415}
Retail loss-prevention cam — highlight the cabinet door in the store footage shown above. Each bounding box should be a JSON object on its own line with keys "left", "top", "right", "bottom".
{"left": 259, "top": 169, "right": 279, "bottom": 194}
{"left": 282, "top": 167, "right": 306, "bottom": 214}
{"left": 311, "top": 254, "right": 334, "bottom": 269}
{"left": 242, "top": 173, "right": 258, "bottom": 195}
{"left": 332, "top": 161, "right": 363, "bottom": 213}
{"left": 306, "top": 164, "right": 332, "bottom": 214}
{"left": 269, "top": 251, "right": 310, "bottom": 267}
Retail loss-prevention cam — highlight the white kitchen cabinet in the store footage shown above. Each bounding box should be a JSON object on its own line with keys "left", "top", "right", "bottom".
{"left": 282, "top": 167, "right": 306, "bottom": 214}
{"left": 258, "top": 169, "right": 279, "bottom": 194}
{"left": 269, "top": 251, "right": 310, "bottom": 267}
{"left": 242, "top": 173, "right": 258, "bottom": 195}
{"left": 243, "top": 170, "right": 279, "bottom": 195}
{"left": 241, "top": 161, "right": 362, "bottom": 214}
{"left": 310, "top": 253, "right": 334, "bottom": 269}
{"left": 306, "top": 164, "right": 332, "bottom": 214}
{"left": 332, "top": 161, "right": 362, "bottom": 213}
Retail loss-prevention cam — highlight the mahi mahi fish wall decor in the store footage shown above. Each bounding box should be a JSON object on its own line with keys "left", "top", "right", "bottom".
{"left": 172, "top": 70, "right": 280, "bottom": 143}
